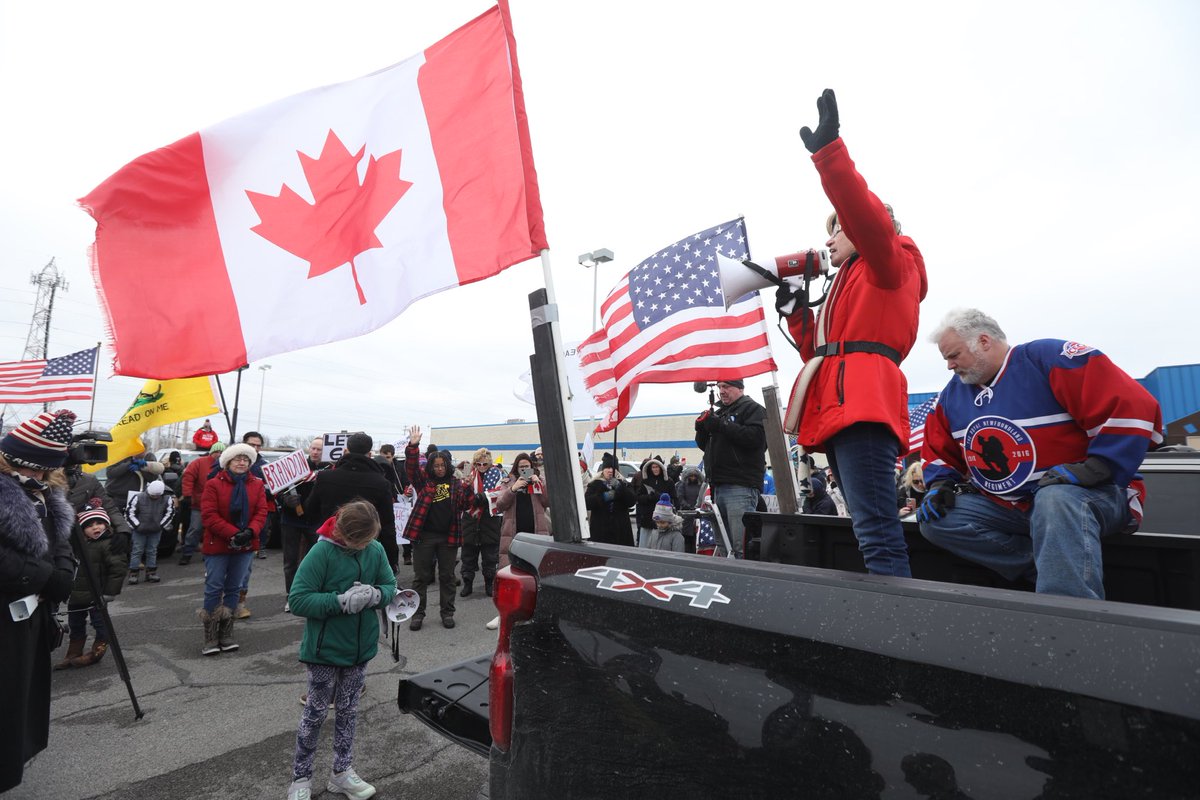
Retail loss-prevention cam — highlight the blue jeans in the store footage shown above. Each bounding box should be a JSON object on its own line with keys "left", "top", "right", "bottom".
{"left": 826, "top": 423, "right": 911, "bottom": 577}
{"left": 918, "top": 483, "right": 1127, "bottom": 599}
{"left": 203, "top": 552, "right": 254, "bottom": 613}
{"left": 181, "top": 508, "right": 203, "bottom": 556}
{"left": 129, "top": 531, "right": 162, "bottom": 570}
{"left": 712, "top": 484, "right": 759, "bottom": 558}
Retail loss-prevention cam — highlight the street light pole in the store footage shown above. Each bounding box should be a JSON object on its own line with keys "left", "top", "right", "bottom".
{"left": 577, "top": 248, "right": 614, "bottom": 331}
{"left": 256, "top": 364, "right": 272, "bottom": 432}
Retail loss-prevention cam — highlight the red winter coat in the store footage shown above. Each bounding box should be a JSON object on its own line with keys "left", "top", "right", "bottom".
{"left": 785, "top": 138, "right": 928, "bottom": 451}
{"left": 192, "top": 427, "right": 219, "bottom": 450}
{"left": 200, "top": 469, "right": 268, "bottom": 555}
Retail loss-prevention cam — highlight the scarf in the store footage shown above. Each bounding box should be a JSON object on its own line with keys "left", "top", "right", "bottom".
{"left": 9, "top": 470, "right": 49, "bottom": 518}
{"left": 226, "top": 470, "right": 250, "bottom": 528}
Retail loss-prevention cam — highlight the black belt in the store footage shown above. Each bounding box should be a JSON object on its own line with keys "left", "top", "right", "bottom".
{"left": 813, "top": 340, "right": 902, "bottom": 366}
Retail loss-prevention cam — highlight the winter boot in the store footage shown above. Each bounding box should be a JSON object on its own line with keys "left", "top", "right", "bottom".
{"left": 177, "top": 553, "right": 192, "bottom": 566}
{"left": 128, "top": 569, "right": 140, "bottom": 585}
{"left": 55, "top": 638, "right": 85, "bottom": 670}
{"left": 235, "top": 589, "right": 252, "bottom": 619}
{"left": 216, "top": 606, "right": 239, "bottom": 652}
{"left": 145, "top": 569, "right": 161, "bottom": 583}
{"left": 484, "top": 577, "right": 494, "bottom": 597}
{"left": 199, "top": 609, "right": 220, "bottom": 655}
{"left": 72, "top": 638, "right": 108, "bottom": 667}
{"left": 409, "top": 614, "right": 424, "bottom": 631}
{"left": 460, "top": 577, "right": 474, "bottom": 598}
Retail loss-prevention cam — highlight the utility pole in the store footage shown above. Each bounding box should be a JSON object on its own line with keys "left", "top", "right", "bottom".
{"left": 24, "top": 259, "right": 69, "bottom": 412}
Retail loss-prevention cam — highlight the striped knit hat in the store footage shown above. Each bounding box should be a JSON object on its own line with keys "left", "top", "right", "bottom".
{"left": 1, "top": 409, "right": 76, "bottom": 470}
{"left": 77, "top": 498, "right": 111, "bottom": 528}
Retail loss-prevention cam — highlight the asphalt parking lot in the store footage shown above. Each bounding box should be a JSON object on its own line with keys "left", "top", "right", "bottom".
{"left": 8, "top": 548, "right": 493, "bottom": 799}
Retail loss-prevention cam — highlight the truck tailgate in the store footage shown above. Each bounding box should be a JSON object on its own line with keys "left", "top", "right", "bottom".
{"left": 397, "top": 653, "right": 491, "bottom": 758}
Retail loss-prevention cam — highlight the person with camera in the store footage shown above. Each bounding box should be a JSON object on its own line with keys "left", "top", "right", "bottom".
{"left": 916, "top": 309, "right": 1162, "bottom": 599}
{"left": 774, "top": 88, "right": 928, "bottom": 577}
{"left": 694, "top": 379, "right": 767, "bottom": 558}
{"left": 0, "top": 410, "right": 78, "bottom": 793}
{"left": 199, "top": 443, "right": 267, "bottom": 655}
{"left": 584, "top": 452, "right": 637, "bottom": 547}
{"left": 495, "top": 452, "right": 550, "bottom": 563}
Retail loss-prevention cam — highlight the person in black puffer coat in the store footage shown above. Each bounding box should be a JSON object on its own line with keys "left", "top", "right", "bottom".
{"left": 305, "top": 433, "right": 398, "bottom": 575}
{"left": 802, "top": 471, "right": 839, "bottom": 516}
{"left": 585, "top": 453, "right": 636, "bottom": 547}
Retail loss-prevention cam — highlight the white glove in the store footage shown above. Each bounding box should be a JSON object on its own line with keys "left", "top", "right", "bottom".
{"left": 337, "top": 583, "right": 380, "bottom": 615}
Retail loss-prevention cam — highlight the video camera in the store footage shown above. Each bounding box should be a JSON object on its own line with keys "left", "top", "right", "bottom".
{"left": 65, "top": 430, "right": 112, "bottom": 467}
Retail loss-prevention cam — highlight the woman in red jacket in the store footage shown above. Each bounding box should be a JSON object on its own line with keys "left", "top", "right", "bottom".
{"left": 199, "top": 443, "right": 267, "bottom": 656}
{"left": 778, "top": 89, "right": 928, "bottom": 578}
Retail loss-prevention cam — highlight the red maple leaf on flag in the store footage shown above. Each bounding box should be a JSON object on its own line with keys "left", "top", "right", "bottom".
{"left": 246, "top": 130, "right": 413, "bottom": 305}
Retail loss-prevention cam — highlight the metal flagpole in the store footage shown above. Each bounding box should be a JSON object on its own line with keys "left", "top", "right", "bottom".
{"left": 87, "top": 342, "right": 101, "bottom": 429}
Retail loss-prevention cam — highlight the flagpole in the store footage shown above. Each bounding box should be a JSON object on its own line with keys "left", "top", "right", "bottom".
{"left": 87, "top": 342, "right": 101, "bottom": 429}
{"left": 229, "top": 366, "right": 246, "bottom": 443}
{"left": 536, "top": 250, "right": 589, "bottom": 538}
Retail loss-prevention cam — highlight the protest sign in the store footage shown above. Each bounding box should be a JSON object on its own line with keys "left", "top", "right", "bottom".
{"left": 260, "top": 450, "right": 312, "bottom": 494}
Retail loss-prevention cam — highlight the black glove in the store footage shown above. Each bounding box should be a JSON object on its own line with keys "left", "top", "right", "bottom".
{"left": 277, "top": 488, "right": 301, "bottom": 510}
{"left": 695, "top": 410, "right": 713, "bottom": 432}
{"left": 916, "top": 481, "right": 956, "bottom": 523}
{"left": 702, "top": 413, "right": 724, "bottom": 434}
{"left": 230, "top": 528, "right": 254, "bottom": 549}
{"left": 1038, "top": 456, "right": 1112, "bottom": 488}
{"left": 473, "top": 493, "right": 489, "bottom": 510}
{"left": 42, "top": 568, "right": 74, "bottom": 603}
{"left": 799, "top": 88, "right": 840, "bottom": 155}
{"left": 775, "top": 282, "right": 803, "bottom": 316}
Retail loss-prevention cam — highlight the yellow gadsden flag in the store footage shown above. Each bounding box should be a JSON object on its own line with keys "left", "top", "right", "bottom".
{"left": 85, "top": 377, "right": 221, "bottom": 471}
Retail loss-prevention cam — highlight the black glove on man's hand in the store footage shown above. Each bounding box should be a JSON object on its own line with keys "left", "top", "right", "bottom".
{"left": 42, "top": 568, "right": 74, "bottom": 603}
{"left": 695, "top": 410, "right": 712, "bottom": 433}
{"left": 916, "top": 481, "right": 956, "bottom": 523}
{"left": 799, "top": 88, "right": 840, "bottom": 155}
{"left": 1038, "top": 456, "right": 1112, "bottom": 488}
{"left": 230, "top": 528, "right": 254, "bottom": 549}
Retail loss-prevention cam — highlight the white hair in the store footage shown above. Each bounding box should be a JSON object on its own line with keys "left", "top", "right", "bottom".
{"left": 929, "top": 308, "right": 1007, "bottom": 354}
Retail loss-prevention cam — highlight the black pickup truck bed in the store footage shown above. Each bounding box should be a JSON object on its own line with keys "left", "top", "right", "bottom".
{"left": 399, "top": 451, "right": 1200, "bottom": 798}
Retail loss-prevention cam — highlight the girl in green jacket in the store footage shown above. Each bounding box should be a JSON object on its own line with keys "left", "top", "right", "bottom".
{"left": 286, "top": 501, "right": 396, "bottom": 800}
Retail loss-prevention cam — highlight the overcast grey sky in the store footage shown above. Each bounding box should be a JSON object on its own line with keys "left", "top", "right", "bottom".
{"left": 1, "top": 0, "right": 1197, "bottom": 447}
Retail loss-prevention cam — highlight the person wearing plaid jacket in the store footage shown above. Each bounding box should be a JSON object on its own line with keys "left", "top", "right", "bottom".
{"left": 403, "top": 425, "right": 474, "bottom": 631}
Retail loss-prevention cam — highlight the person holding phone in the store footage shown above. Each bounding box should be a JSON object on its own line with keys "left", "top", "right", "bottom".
{"left": 494, "top": 453, "right": 550, "bottom": 571}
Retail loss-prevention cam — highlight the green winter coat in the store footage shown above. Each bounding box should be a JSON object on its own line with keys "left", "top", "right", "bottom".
{"left": 288, "top": 537, "right": 396, "bottom": 667}
{"left": 69, "top": 529, "right": 127, "bottom": 606}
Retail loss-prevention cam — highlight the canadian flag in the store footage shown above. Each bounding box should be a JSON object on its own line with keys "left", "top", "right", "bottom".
{"left": 80, "top": 6, "right": 546, "bottom": 379}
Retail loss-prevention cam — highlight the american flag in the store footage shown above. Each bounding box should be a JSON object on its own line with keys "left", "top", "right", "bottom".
{"left": 907, "top": 396, "right": 938, "bottom": 455}
{"left": 0, "top": 347, "right": 98, "bottom": 404}
{"left": 578, "top": 219, "right": 776, "bottom": 433}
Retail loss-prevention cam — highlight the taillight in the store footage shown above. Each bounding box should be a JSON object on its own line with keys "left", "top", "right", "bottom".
{"left": 489, "top": 565, "right": 537, "bottom": 751}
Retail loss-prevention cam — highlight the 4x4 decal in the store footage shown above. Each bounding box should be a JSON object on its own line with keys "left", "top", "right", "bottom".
{"left": 575, "top": 567, "right": 731, "bottom": 609}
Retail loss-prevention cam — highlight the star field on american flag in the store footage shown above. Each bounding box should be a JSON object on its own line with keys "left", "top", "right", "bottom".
{"left": 0, "top": 346, "right": 98, "bottom": 404}
{"left": 627, "top": 221, "right": 749, "bottom": 330}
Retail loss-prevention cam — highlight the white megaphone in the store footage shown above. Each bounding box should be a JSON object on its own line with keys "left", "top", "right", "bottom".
{"left": 715, "top": 249, "right": 830, "bottom": 311}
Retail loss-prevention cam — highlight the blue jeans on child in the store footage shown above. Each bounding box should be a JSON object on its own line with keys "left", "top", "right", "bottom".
{"left": 918, "top": 482, "right": 1127, "bottom": 599}
{"left": 203, "top": 551, "right": 254, "bottom": 613}
{"left": 826, "top": 422, "right": 912, "bottom": 577}
{"left": 129, "top": 531, "right": 162, "bottom": 570}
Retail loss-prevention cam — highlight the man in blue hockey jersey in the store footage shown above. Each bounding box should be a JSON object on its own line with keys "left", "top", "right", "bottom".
{"left": 916, "top": 308, "right": 1162, "bottom": 599}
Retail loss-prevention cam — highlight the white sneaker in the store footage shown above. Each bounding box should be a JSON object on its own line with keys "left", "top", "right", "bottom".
{"left": 287, "top": 778, "right": 312, "bottom": 800}
{"left": 486, "top": 615, "right": 500, "bottom": 630}
{"left": 327, "top": 767, "right": 376, "bottom": 799}
{"left": 284, "top": 601, "right": 290, "bottom": 613}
